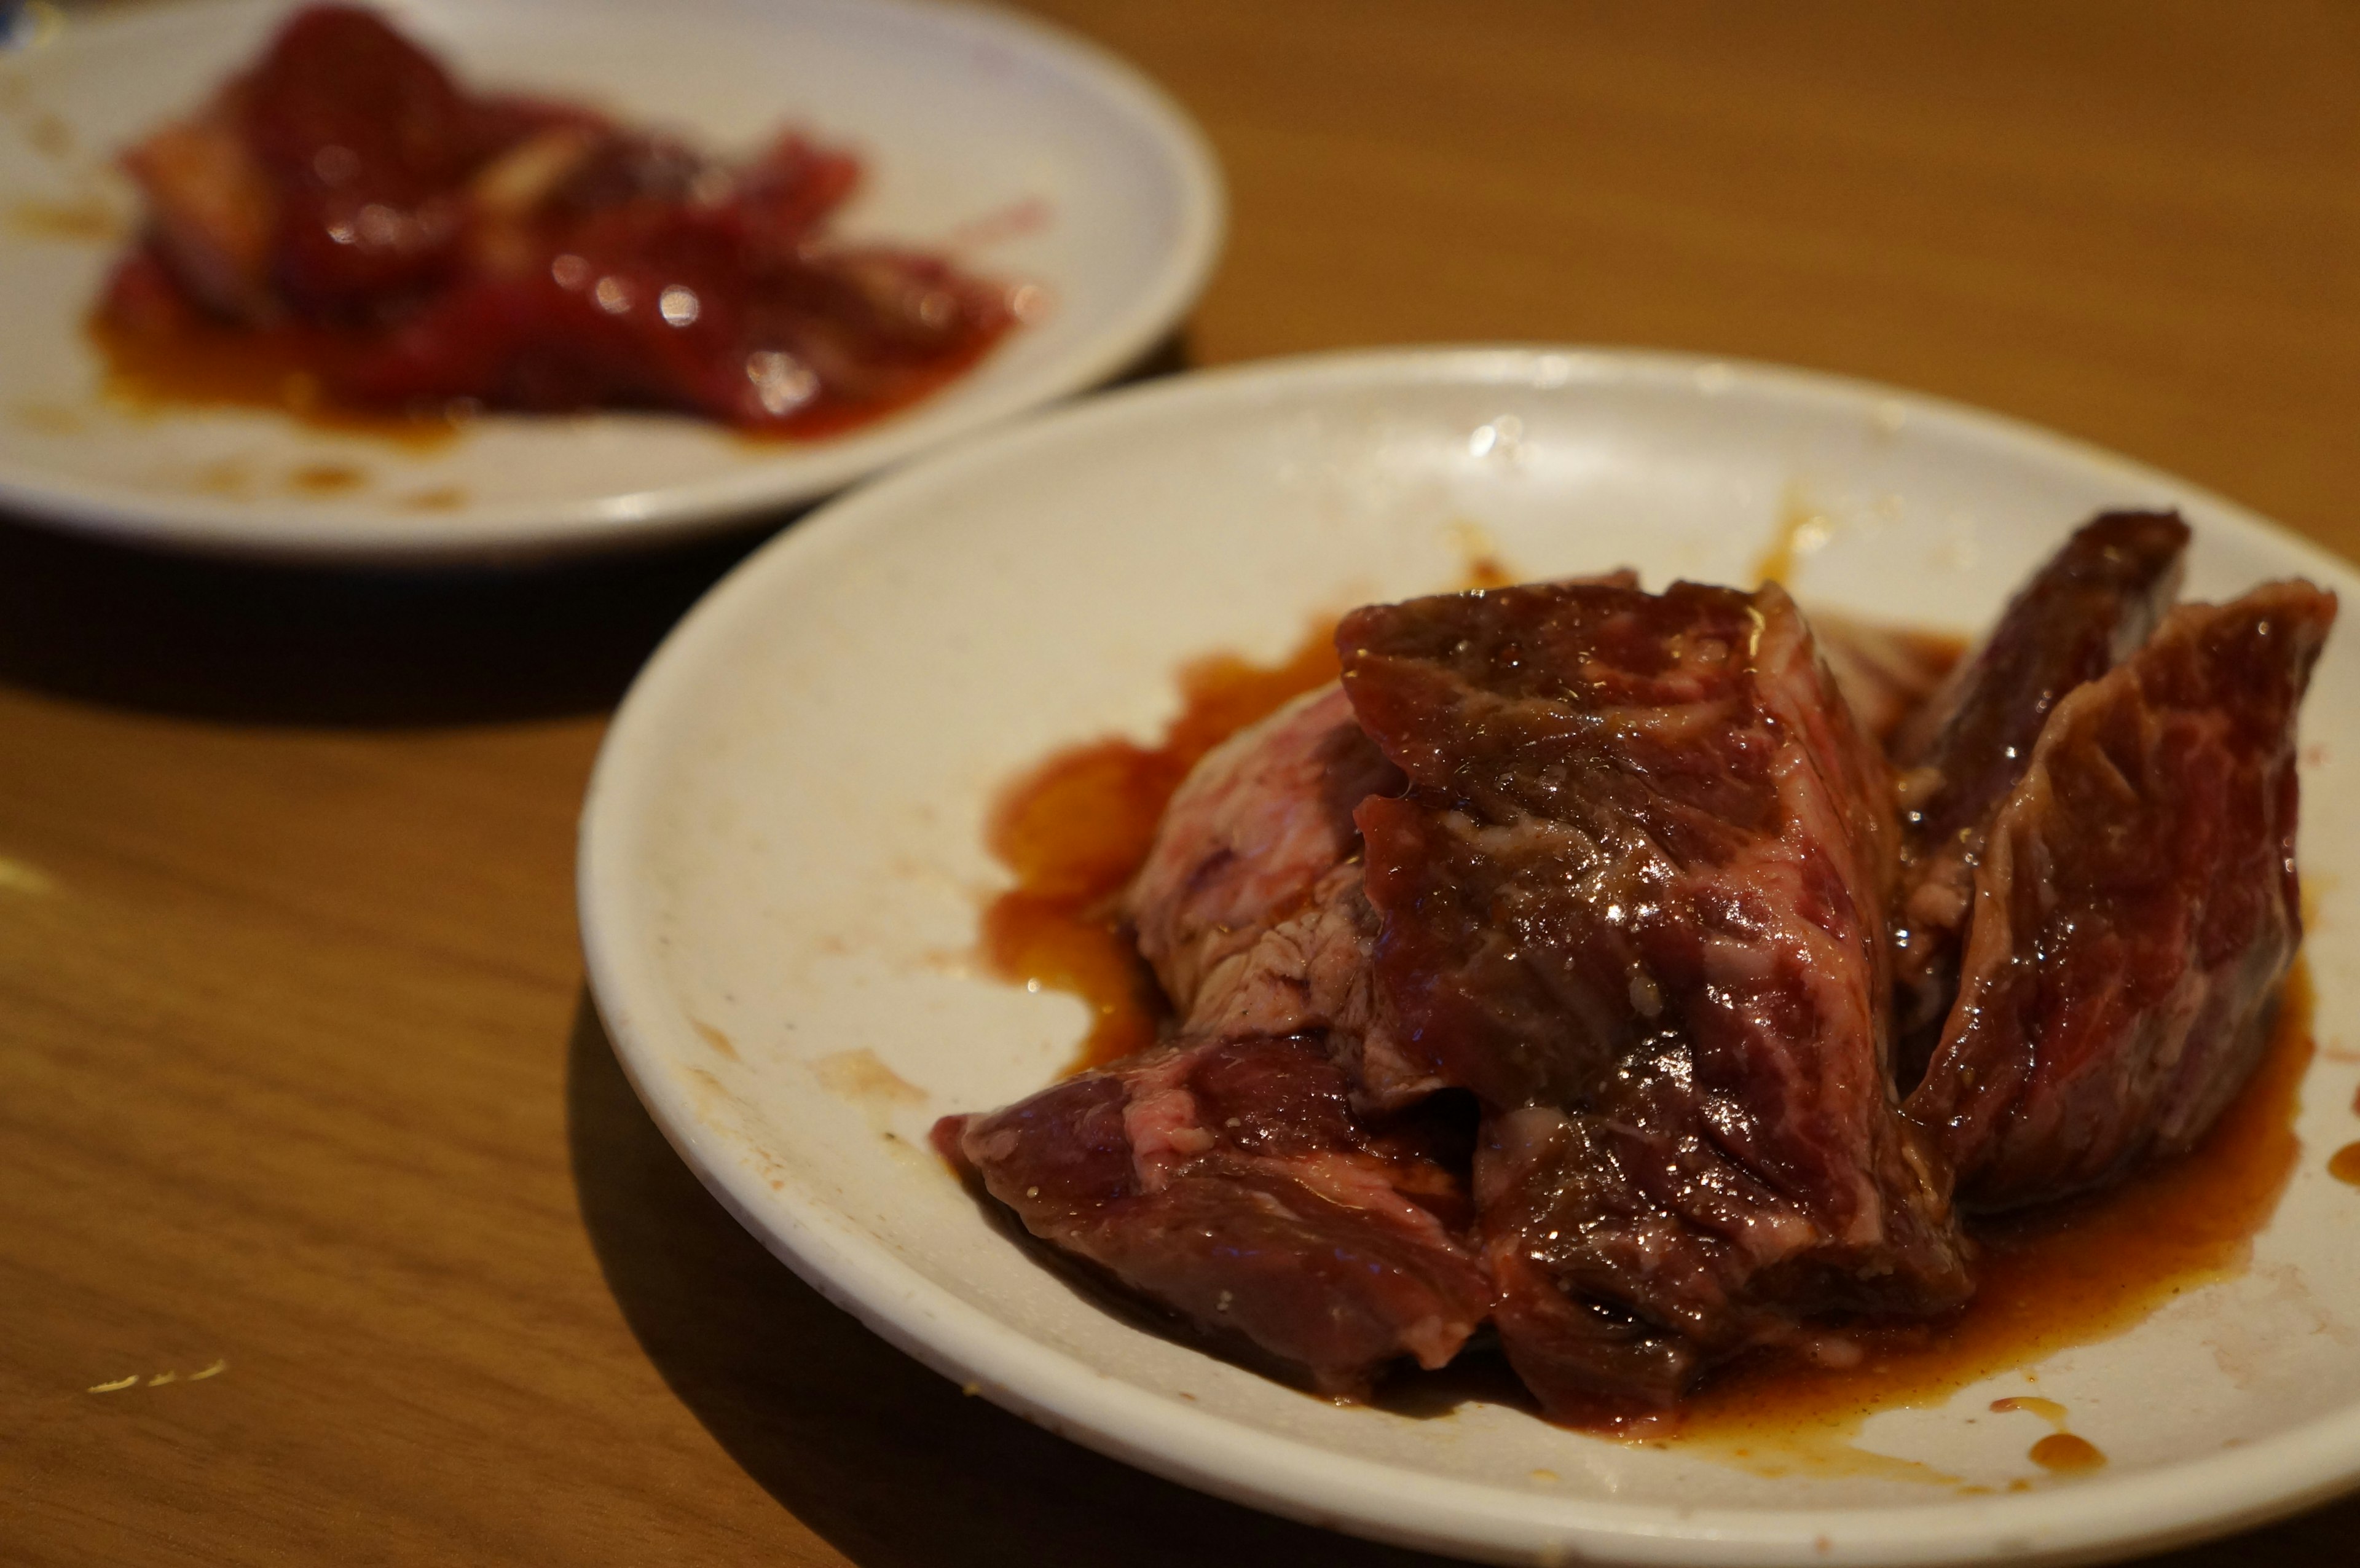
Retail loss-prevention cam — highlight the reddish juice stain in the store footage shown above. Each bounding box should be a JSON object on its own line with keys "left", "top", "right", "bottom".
{"left": 2329, "top": 1140, "right": 2360, "bottom": 1185}
{"left": 943, "top": 195, "right": 1053, "bottom": 251}
{"left": 88, "top": 310, "right": 462, "bottom": 448}
{"left": 89, "top": 296, "right": 1003, "bottom": 448}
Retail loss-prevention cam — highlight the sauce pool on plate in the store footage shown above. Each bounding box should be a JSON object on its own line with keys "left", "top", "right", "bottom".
{"left": 1669, "top": 960, "right": 2307, "bottom": 1476}
{"left": 980, "top": 622, "right": 1342, "bottom": 1068}
{"left": 975, "top": 595, "right": 2318, "bottom": 1474}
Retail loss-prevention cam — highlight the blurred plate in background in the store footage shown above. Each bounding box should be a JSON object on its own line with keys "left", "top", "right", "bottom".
{"left": 0, "top": 0, "right": 1222, "bottom": 560}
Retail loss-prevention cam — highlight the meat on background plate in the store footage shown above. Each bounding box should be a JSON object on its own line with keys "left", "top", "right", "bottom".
{"left": 106, "top": 3, "right": 1013, "bottom": 433}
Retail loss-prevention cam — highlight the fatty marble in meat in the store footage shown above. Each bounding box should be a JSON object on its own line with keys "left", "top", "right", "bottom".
{"left": 1339, "top": 581, "right": 1970, "bottom": 1419}
{"left": 1122, "top": 685, "right": 1433, "bottom": 1110}
{"left": 1906, "top": 581, "right": 2335, "bottom": 1208}
{"left": 943, "top": 686, "right": 1489, "bottom": 1394}
{"left": 1125, "top": 571, "right": 1643, "bottom": 1117}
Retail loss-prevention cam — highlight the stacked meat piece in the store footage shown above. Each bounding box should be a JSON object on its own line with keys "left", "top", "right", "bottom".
{"left": 937, "top": 515, "right": 2335, "bottom": 1424}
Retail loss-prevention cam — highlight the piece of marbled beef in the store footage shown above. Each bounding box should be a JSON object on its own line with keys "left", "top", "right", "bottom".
{"left": 1905, "top": 581, "right": 2335, "bottom": 1209}
{"left": 1337, "top": 579, "right": 1972, "bottom": 1423}
{"left": 942, "top": 678, "right": 1484, "bottom": 1397}
{"left": 935, "top": 1031, "right": 1490, "bottom": 1396}
{"left": 1122, "top": 683, "right": 1434, "bottom": 1111}
{"left": 1125, "top": 573, "right": 1642, "bottom": 1115}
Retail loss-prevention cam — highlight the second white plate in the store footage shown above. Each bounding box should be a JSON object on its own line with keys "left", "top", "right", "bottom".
{"left": 0, "top": 0, "right": 1221, "bottom": 559}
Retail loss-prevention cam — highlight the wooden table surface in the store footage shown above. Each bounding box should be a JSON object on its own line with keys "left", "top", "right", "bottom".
{"left": 7, "top": 2, "right": 2359, "bottom": 1564}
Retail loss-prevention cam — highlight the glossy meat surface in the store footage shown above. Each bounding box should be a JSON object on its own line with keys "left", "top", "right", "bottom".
{"left": 1906, "top": 581, "right": 2335, "bottom": 1208}
{"left": 948, "top": 539, "right": 2330, "bottom": 1423}
{"left": 119, "top": 7, "right": 589, "bottom": 324}
{"left": 106, "top": 4, "right": 1012, "bottom": 433}
{"left": 1338, "top": 581, "right": 1970, "bottom": 1419}
{"left": 935, "top": 1033, "right": 1490, "bottom": 1395}
{"left": 1889, "top": 512, "right": 2189, "bottom": 1056}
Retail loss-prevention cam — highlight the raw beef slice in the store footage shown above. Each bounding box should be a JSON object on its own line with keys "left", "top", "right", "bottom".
{"left": 1889, "top": 512, "right": 2189, "bottom": 1054}
{"left": 1123, "top": 683, "right": 1439, "bottom": 1111}
{"left": 1337, "top": 579, "right": 1972, "bottom": 1421}
{"left": 1906, "top": 581, "right": 2336, "bottom": 1209}
{"left": 936, "top": 1032, "right": 1490, "bottom": 1396}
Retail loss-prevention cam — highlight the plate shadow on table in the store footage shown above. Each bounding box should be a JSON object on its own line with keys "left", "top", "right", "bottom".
{"left": 0, "top": 507, "right": 782, "bottom": 726}
{"left": 564, "top": 984, "right": 2360, "bottom": 1568}
{"left": 562, "top": 989, "right": 1456, "bottom": 1568}
{"left": 0, "top": 333, "right": 1194, "bottom": 727}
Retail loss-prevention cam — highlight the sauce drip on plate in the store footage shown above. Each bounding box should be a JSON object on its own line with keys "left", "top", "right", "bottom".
{"left": 1643, "top": 961, "right": 2309, "bottom": 1473}
{"left": 981, "top": 622, "right": 1341, "bottom": 1069}
{"left": 2028, "top": 1433, "right": 2107, "bottom": 1473}
{"left": 88, "top": 310, "right": 465, "bottom": 447}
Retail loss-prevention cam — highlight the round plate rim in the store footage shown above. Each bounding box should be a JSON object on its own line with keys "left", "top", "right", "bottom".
{"left": 577, "top": 344, "right": 2360, "bottom": 1567}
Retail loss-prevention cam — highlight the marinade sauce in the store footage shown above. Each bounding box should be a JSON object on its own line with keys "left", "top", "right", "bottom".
{"left": 980, "top": 622, "right": 1342, "bottom": 1070}
{"left": 88, "top": 311, "right": 464, "bottom": 447}
{"left": 1667, "top": 962, "right": 2310, "bottom": 1480}
{"left": 981, "top": 561, "right": 1515, "bottom": 1067}
{"left": 977, "top": 600, "right": 2315, "bottom": 1472}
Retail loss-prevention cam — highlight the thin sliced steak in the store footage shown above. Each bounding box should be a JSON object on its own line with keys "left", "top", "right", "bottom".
{"left": 1906, "top": 581, "right": 2335, "bottom": 1209}
{"left": 935, "top": 1032, "right": 1490, "bottom": 1396}
{"left": 1126, "top": 684, "right": 1399, "bottom": 1022}
{"left": 1338, "top": 580, "right": 1970, "bottom": 1422}
{"left": 1889, "top": 512, "right": 2189, "bottom": 1063}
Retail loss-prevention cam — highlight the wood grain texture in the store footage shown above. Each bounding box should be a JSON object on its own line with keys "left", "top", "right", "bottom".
{"left": 4, "top": 2, "right": 2357, "bottom": 1564}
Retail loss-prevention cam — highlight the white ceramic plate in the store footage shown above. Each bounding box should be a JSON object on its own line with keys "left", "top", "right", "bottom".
{"left": 0, "top": 0, "right": 1221, "bottom": 560}
{"left": 578, "top": 348, "right": 2360, "bottom": 1566}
